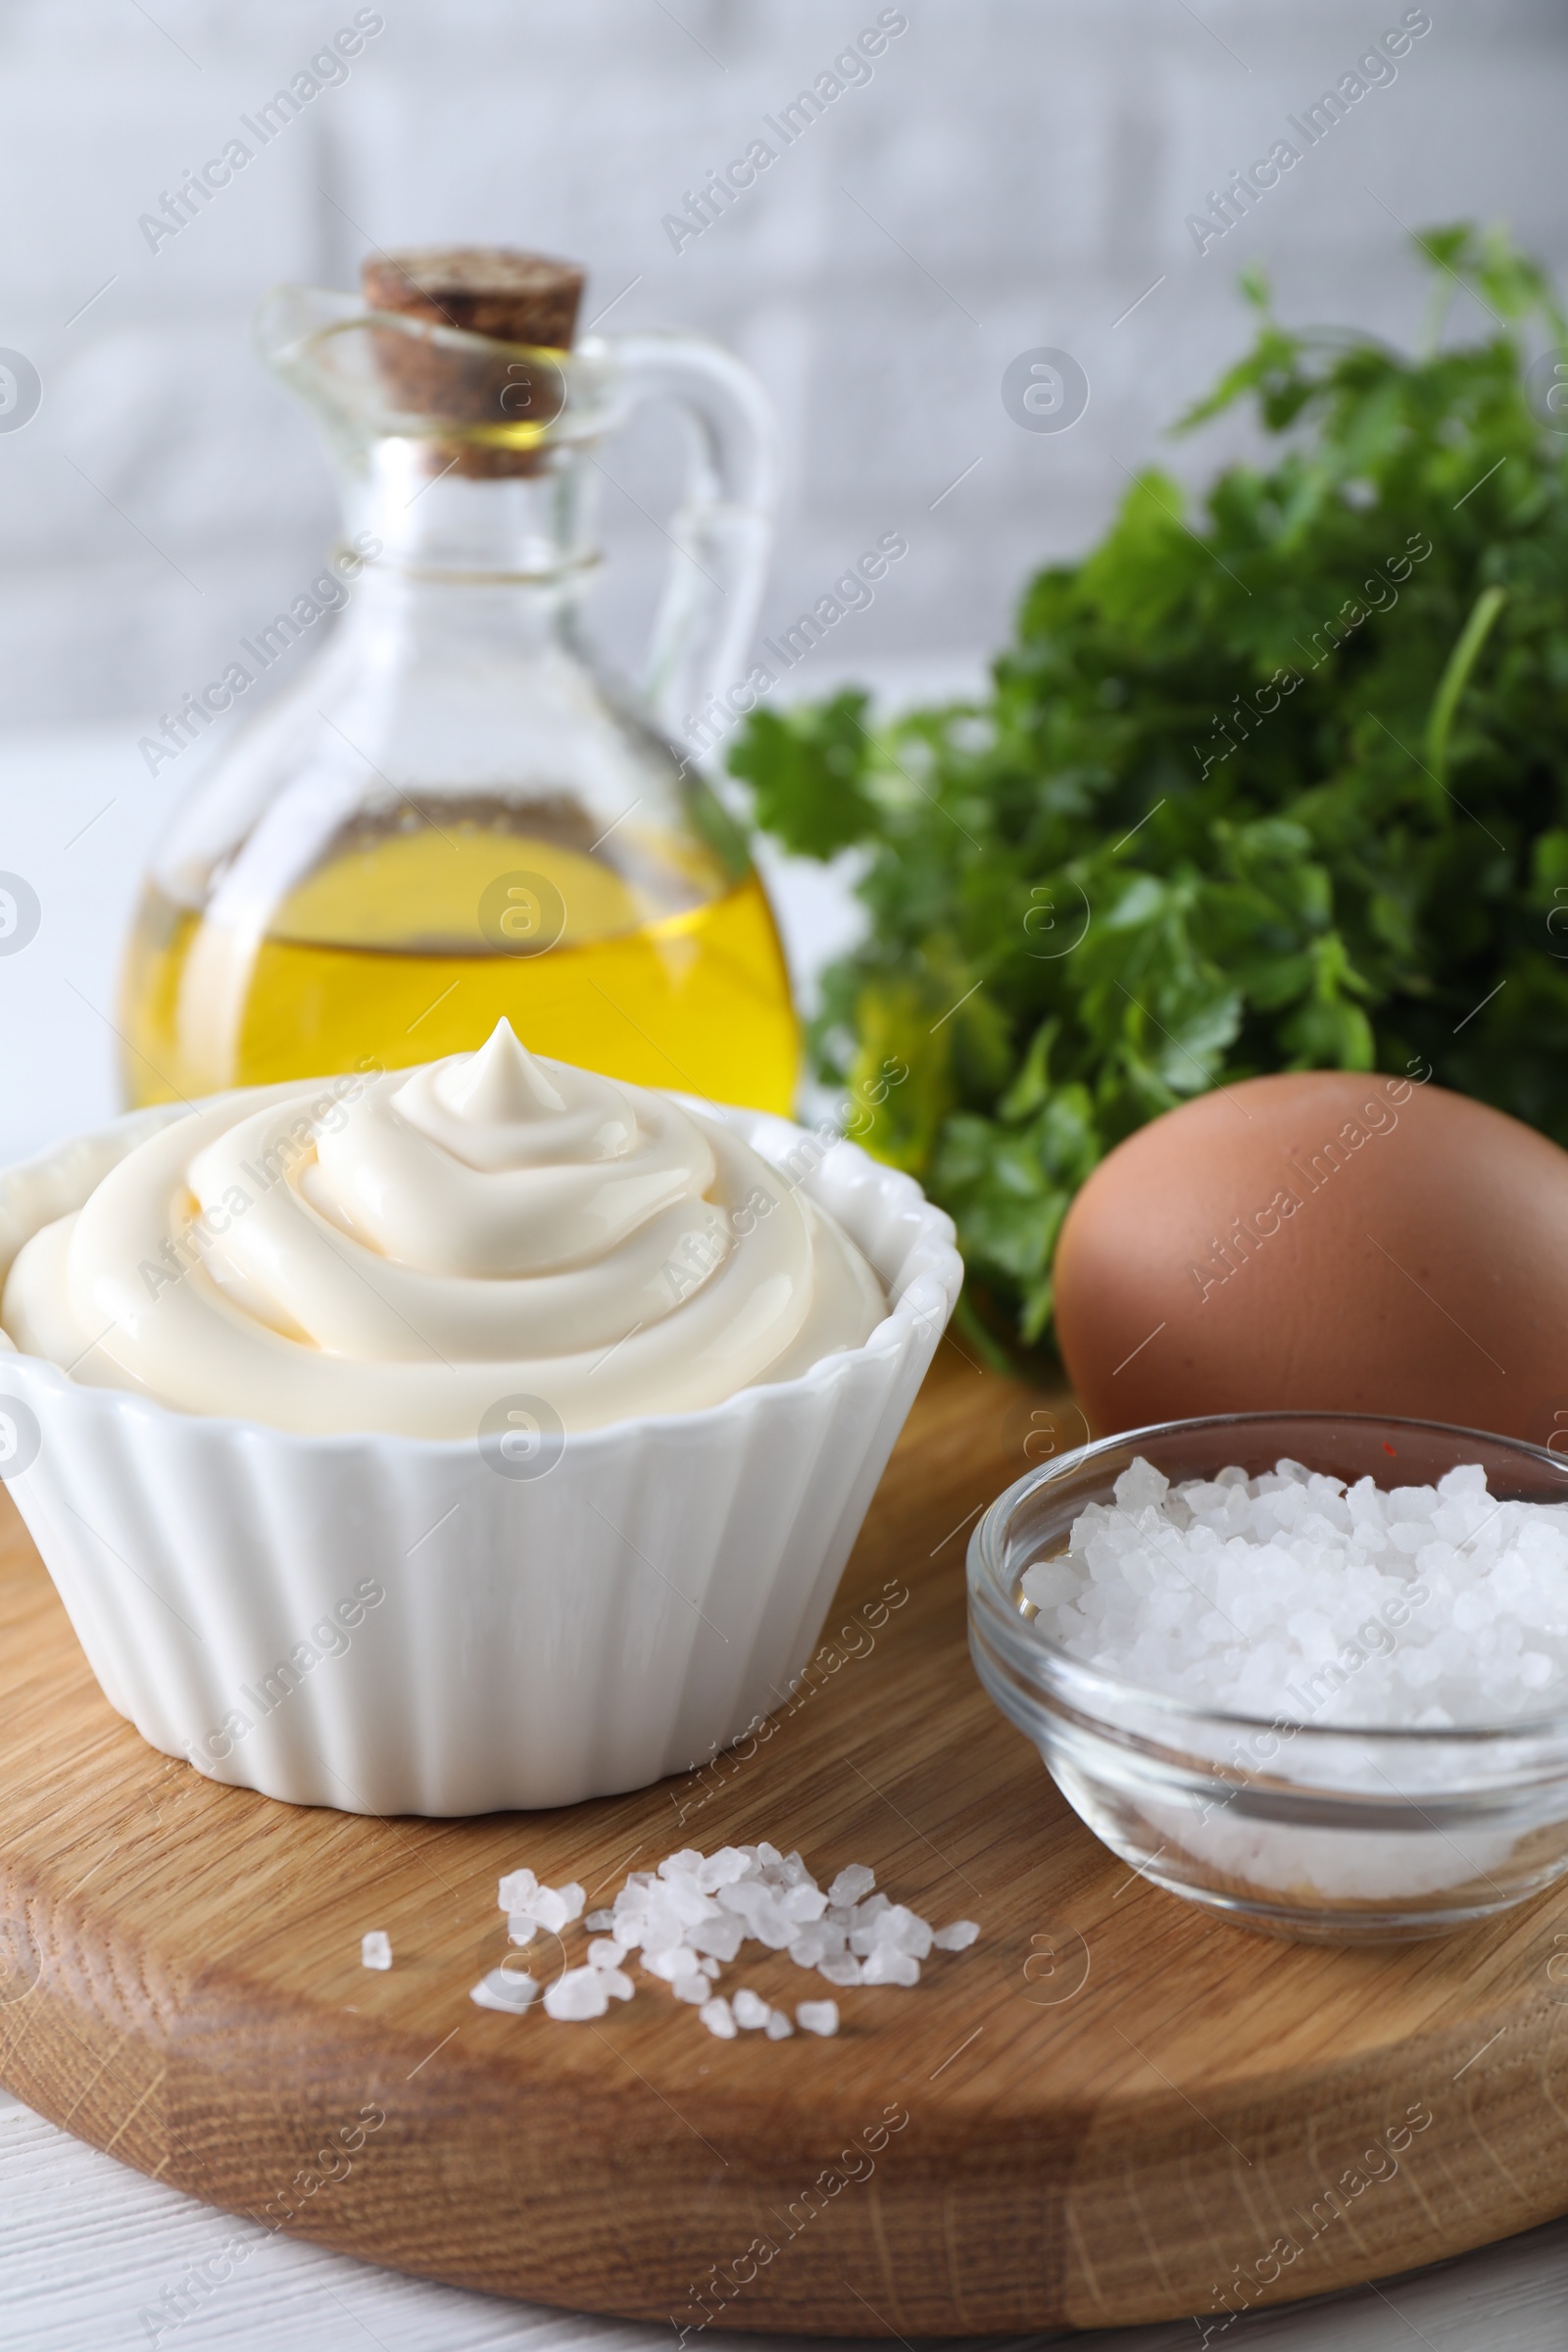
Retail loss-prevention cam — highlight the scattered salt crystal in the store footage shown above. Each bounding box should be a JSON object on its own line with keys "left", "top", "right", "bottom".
{"left": 860, "top": 1946, "right": 920, "bottom": 1987}
{"left": 659, "top": 1877, "right": 719, "bottom": 1928}
{"left": 361, "top": 1931, "right": 392, "bottom": 1971}
{"left": 828, "top": 1864, "right": 876, "bottom": 1906}
{"left": 694, "top": 1847, "right": 752, "bottom": 1893}
{"left": 716, "top": 1882, "right": 794, "bottom": 1947}
{"left": 544, "top": 1966, "right": 611, "bottom": 2022}
{"left": 873, "top": 1904, "right": 934, "bottom": 1958}
{"left": 686, "top": 1914, "right": 745, "bottom": 1963}
{"left": 752, "top": 1899, "right": 796, "bottom": 1949}
{"left": 641, "top": 1946, "right": 694, "bottom": 1983}
{"left": 475, "top": 1844, "right": 976, "bottom": 2043}
{"left": 470, "top": 1967, "right": 537, "bottom": 2013}
{"left": 526, "top": 1883, "right": 586, "bottom": 1934}
{"left": 498, "top": 1872, "right": 586, "bottom": 1931}
{"left": 933, "top": 1920, "right": 980, "bottom": 1951}
{"left": 851, "top": 1901, "right": 930, "bottom": 1958}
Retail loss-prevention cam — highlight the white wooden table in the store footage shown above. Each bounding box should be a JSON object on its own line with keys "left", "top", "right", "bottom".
{"left": 1, "top": 720, "right": 1566, "bottom": 2347}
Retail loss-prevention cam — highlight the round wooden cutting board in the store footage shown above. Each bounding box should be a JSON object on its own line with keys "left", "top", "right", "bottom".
{"left": 1, "top": 1350, "right": 1567, "bottom": 2335}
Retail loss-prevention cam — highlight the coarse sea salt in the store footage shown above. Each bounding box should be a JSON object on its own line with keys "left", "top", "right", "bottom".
{"left": 479, "top": 1841, "right": 981, "bottom": 2037}
{"left": 470, "top": 1966, "right": 538, "bottom": 2014}
{"left": 933, "top": 1919, "right": 980, "bottom": 1951}
{"left": 1025, "top": 1455, "right": 1568, "bottom": 1729}
{"left": 544, "top": 1966, "right": 611, "bottom": 2022}
{"left": 361, "top": 1930, "right": 392, "bottom": 1971}
{"left": 524, "top": 1884, "right": 587, "bottom": 1935}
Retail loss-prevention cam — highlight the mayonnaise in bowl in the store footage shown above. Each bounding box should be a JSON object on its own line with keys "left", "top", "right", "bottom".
{"left": 1, "top": 1022, "right": 886, "bottom": 1438}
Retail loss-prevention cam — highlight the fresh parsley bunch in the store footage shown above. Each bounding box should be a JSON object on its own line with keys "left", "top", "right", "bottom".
{"left": 729, "top": 226, "right": 1568, "bottom": 1360}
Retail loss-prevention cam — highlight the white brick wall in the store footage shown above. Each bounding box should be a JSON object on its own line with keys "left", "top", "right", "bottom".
{"left": 0, "top": 0, "right": 1562, "bottom": 731}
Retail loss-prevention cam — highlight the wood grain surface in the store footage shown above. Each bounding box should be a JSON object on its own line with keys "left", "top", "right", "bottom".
{"left": 1, "top": 1350, "right": 1566, "bottom": 2336}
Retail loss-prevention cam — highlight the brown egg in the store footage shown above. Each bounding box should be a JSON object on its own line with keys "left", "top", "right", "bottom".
{"left": 1053, "top": 1069, "right": 1568, "bottom": 1449}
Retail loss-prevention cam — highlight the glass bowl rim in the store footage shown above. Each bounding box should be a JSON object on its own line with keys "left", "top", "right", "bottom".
{"left": 967, "top": 1408, "right": 1568, "bottom": 1747}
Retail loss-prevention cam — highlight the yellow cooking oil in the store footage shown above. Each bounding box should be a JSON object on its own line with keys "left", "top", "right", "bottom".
{"left": 119, "top": 818, "right": 801, "bottom": 1112}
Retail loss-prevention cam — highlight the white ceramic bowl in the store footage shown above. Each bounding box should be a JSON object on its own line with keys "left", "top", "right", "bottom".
{"left": 0, "top": 1100, "right": 960, "bottom": 1816}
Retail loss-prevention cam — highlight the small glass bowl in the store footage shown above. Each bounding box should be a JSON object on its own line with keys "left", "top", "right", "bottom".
{"left": 967, "top": 1412, "right": 1568, "bottom": 1942}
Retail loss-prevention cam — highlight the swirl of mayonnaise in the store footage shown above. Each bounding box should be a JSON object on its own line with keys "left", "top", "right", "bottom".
{"left": 1, "top": 1022, "right": 886, "bottom": 1437}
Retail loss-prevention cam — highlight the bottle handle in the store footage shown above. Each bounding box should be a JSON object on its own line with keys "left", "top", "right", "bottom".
{"left": 597, "top": 330, "right": 777, "bottom": 755}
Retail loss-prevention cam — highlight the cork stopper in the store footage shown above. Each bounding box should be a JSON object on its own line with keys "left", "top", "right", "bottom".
{"left": 361, "top": 245, "right": 586, "bottom": 478}
{"left": 363, "top": 247, "right": 586, "bottom": 349}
